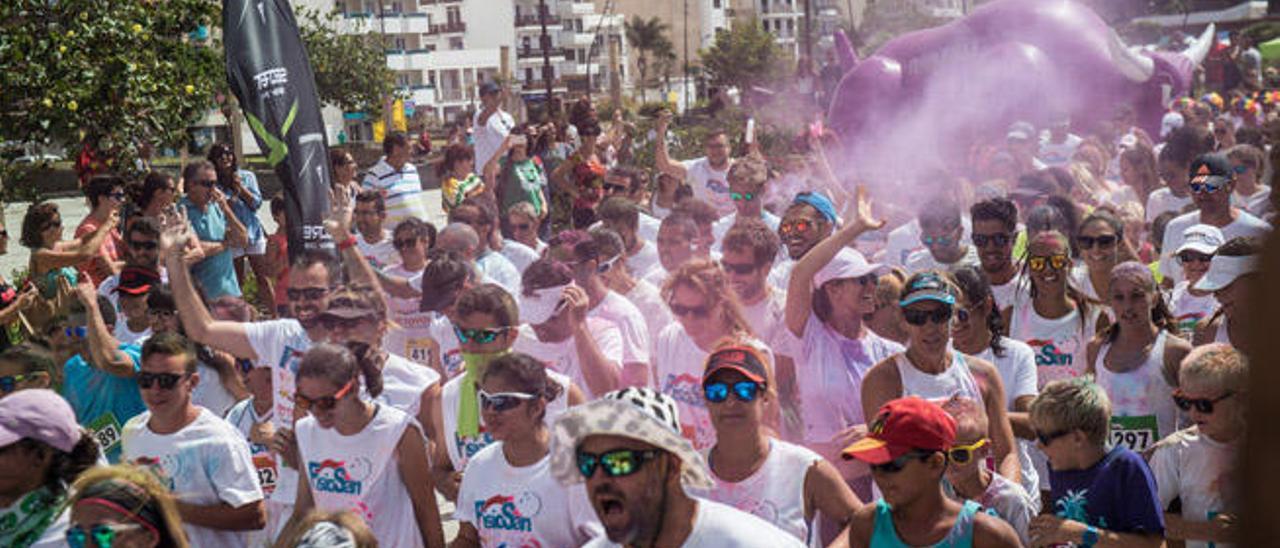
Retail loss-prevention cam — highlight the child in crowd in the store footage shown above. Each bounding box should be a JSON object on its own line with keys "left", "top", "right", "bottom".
{"left": 1167, "top": 224, "right": 1223, "bottom": 339}
{"left": 942, "top": 398, "right": 1036, "bottom": 546}
{"left": 1028, "top": 377, "right": 1165, "bottom": 546}
{"left": 1150, "top": 343, "right": 1244, "bottom": 547}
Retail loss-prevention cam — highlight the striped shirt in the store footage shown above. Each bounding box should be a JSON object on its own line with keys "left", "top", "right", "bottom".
{"left": 362, "top": 158, "right": 430, "bottom": 229}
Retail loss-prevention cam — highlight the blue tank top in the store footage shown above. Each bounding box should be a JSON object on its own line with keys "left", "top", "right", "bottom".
{"left": 871, "top": 499, "right": 981, "bottom": 548}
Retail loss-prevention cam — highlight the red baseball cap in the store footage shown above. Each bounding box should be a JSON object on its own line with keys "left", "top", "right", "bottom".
{"left": 702, "top": 344, "right": 769, "bottom": 385}
{"left": 841, "top": 397, "right": 956, "bottom": 464}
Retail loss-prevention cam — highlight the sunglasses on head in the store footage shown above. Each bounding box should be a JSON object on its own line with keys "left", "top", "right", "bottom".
{"left": 576, "top": 448, "right": 662, "bottom": 479}
{"left": 1077, "top": 234, "right": 1118, "bottom": 249}
{"left": 1027, "top": 254, "right": 1070, "bottom": 272}
{"left": 971, "top": 233, "right": 1011, "bottom": 248}
{"left": 0, "top": 373, "right": 31, "bottom": 393}
{"left": 1189, "top": 180, "right": 1224, "bottom": 194}
{"left": 478, "top": 389, "right": 537, "bottom": 412}
{"left": 1035, "top": 428, "right": 1072, "bottom": 446}
{"left": 393, "top": 237, "right": 418, "bottom": 250}
{"left": 286, "top": 287, "right": 329, "bottom": 301}
{"left": 703, "top": 380, "right": 762, "bottom": 403}
{"left": 947, "top": 438, "right": 988, "bottom": 464}
{"left": 137, "top": 371, "right": 187, "bottom": 390}
{"left": 902, "top": 306, "right": 953, "bottom": 326}
{"left": 668, "top": 301, "right": 711, "bottom": 318}
{"left": 294, "top": 378, "right": 356, "bottom": 412}
{"left": 1172, "top": 390, "right": 1234, "bottom": 414}
{"left": 719, "top": 259, "right": 758, "bottom": 275}
{"left": 779, "top": 219, "right": 818, "bottom": 236}
{"left": 128, "top": 239, "right": 159, "bottom": 251}
{"left": 453, "top": 325, "right": 510, "bottom": 344}
{"left": 64, "top": 326, "right": 88, "bottom": 339}
{"left": 66, "top": 522, "right": 151, "bottom": 548}
{"left": 870, "top": 451, "right": 935, "bottom": 474}
{"left": 730, "top": 191, "right": 756, "bottom": 202}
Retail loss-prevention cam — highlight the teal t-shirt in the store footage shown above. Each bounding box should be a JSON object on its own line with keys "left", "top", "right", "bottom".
{"left": 61, "top": 343, "right": 143, "bottom": 463}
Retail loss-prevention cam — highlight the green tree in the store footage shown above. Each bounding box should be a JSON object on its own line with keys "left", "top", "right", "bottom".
{"left": 625, "top": 16, "right": 675, "bottom": 102}
{"left": 0, "top": 0, "right": 222, "bottom": 189}
{"left": 297, "top": 8, "right": 399, "bottom": 119}
{"left": 700, "top": 19, "right": 785, "bottom": 91}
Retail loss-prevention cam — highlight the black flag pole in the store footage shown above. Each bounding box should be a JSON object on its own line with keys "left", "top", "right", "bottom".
{"left": 223, "top": 0, "right": 333, "bottom": 259}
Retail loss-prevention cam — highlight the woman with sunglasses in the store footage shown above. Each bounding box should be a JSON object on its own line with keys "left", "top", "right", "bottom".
{"left": 431, "top": 283, "right": 583, "bottom": 500}
{"left": 1085, "top": 262, "right": 1191, "bottom": 455}
{"left": 0, "top": 389, "right": 101, "bottom": 548}
{"left": 65, "top": 465, "right": 188, "bottom": 548}
{"left": 329, "top": 149, "right": 360, "bottom": 196}
{"left": 1167, "top": 224, "right": 1223, "bottom": 339}
{"left": 783, "top": 189, "right": 900, "bottom": 497}
{"left": 657, "top": 259, "right": 775, "bottom": 451}
{"left": 381, "top": 218, "right": 438, "bottom": 364}
{"left": 1073, "top": 208, "right": 1136, "bottom": 303}
{"left": 21, "top": 200, "right": 115, "bottom": 301}
{"left": 1150, "top": 343, "right": 1246, "bottom": 547}
{"left": 130, "top": 171, "right": 178, "bottom": 222}
{"left": 290, "top": 343, "right": 445, "bottom": 548}
{"left": 453, "top": 352, "right": 601, "bottom": 547}
{"left": 950, "top": 266, "right": 1042, "bottom": 505}
{"left": 941, "top": 398, "right": 1036, "bottom": 547}
{"left": 698, "top": 341, "right": 861, "bottom": 544}
{"left": 0, "top": 343, "right": 57, "bottom": 398}
{"left": 862, "top": 272, "right": 1021, "bottom": 483}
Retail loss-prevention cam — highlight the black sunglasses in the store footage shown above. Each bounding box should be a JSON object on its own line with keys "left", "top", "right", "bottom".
{"left": 1176, "top": 251, "right": 1213, "bottom": 265}
{"left": 321, "top": 315, "right": 377, "bottom": 330}
{"left": 137, "top": 372, "right": 187, "bottom": 390}
{"left": 719, "top": 260, "right": 757, "bottom": 275}
{"left": 1172, "top": 391, "right": 1234, "bottom": 414}
{"left": 511, "top": 222, "right": 533, "bottom": 231}
{"left": 294, "top": 378, "right": 356, "bottom": 412}
{"left": 669, "top": 302, "right": 711, "bottom": 318}
{"left": 576, "top": 448, "right": 662, "bottom": 479}
{"left": 191, "top": 179, "right": 216, "bottom": 188}
{"left": 902, "top": 306, "right": 953, "bottom": 326}
{"left": 1077, "top": 234, "right": 1118, "bottom": 249}
{"left": 393, "top": 238, "right": 418, "bottom": 250}
{"left": 971, "top": 233, "right": 1011, "bottom": 248}
{"left": 286, "top": 287, "right": 329, "bottom": 301}
{"left": 129, "top": 240, "right": 159, "bottom": 251}
{"left": 870, "top": 451, "right": 935, "bottom": 474}
{"left": 1035, "top": 428, "right": 1073, "bottom": 446}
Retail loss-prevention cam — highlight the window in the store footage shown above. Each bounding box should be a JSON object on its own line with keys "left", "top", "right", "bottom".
{"left": 446, "top": 6, "right": 460, "bottom": 24}
{"left": 713, "top": 0, "right": 721, "bottom": 8}
{"left": 565, "top": 49, "right": 575, "bottom": 61}
{"left": 394, "top": 37, "right": 406, "bottom": 50}
{"left": 396, "top": 73, "right": 410, "bottom": 87}
{"left": 449, "top": 37, "right": 464, "bottom": 49}
{"left": 525, "top": 68, "right": 534, "bottom": 82}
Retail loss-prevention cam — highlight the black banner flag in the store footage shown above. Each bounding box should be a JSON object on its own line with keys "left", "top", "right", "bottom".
{"left": 223, "top": 0, "right": 331, "bottom": 258}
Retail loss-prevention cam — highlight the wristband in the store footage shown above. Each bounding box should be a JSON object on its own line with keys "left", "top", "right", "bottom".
{"left": 336, "top": 235, "right": 357, "bottom": 251}
{"left": 1081, "top": 525, "right": 1099, "bottom": 547}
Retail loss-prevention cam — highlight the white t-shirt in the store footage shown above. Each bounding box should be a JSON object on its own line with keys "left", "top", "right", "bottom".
{"left": 626, "top": 240, "right": 660, "bottom": 279}
{"left": 113, "top": 321, "right": 151, "bottom": 345}
{"left": 441, "top": 370, "right": 573, "bottom": 472}
{"left": 192, "top": 361, "right": 242, "bottom": 417}
{"left": 883, "top": 217, "right": 973, "bottom": 267}
{"left": 589, "top": 291, "right": 652, "bottom": 368}
{"left": 455, "top": 443, "right": 602, "bottom": 547}
{"left": 473, "top": 109, "right": 516, "bottom": 169}
{"left": 682, "top": 157, "right": 734, "bottom": 215}
{"left": 244, "top": 318, "right": 314, "bottom": 502}
{"left": 1150, "top": 426, "right": 1239, "bottom": 548}
{"left": 1236, "top": 186, "right": 1271, "bottom": 218}
{"left": 357, "top": 229, "right": 399, "bottom": 271}
{"left": 739, "top": 289, "right": 790, "bottom": 355}
{"left": 787, "top": 315, "right": 904, "bottom": 444}
{"left": 711, "top": 211, "right": 782, "bottom": 253}
{"left": 428, "top": 313, "right": 465, "bottom": 380}
{"left": 1159, "top": 210, "right": 1271, "bottom": 285}
{"left": 990, "top": 273, "right": 1024, "bottom": 312}
{"left": 624, "top": 279, "right": 674, "bottom": 351}
{"left": 122, "top": 407, "right": 264, "bottom": 548}
{"left": 1039, "top": 133, "right": 1083, "bottom": 167}
{"left": 476, "top": 250, "right": 522, "bottom": 295}
{"left": 373, "top": 353, "right": 440, "bottom": 418}
{"left": 699, "top": 439, "right": 822, "bottom": 544}
{"left": 381, "top": 264, "right": 436, "bottom": 365}
{"left": 500, "top": 239, "right": 540, "bottom": 274}
{"left": 905, "top": 244, "right": 981, "bottom": 274}
{"left": 224, "top": 398, "right": 293, "bottom": 545}
{"left": 514, "top": 321, "right": 624, "bottom": 400}
{"left": 974, "top": 339, "right": 1041, "bottom": 507}
{"left": 1169, "top": 281, "right": 1219, "bottom": 340}
{"left": 1145, "top": 188, "right": 1193, "bottom": 223}
{"left": 582, "top": 497, "right": 804, "bottom": 548}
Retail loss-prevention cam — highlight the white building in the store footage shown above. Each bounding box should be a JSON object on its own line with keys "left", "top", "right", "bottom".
{"left": 754, "top": 0, "right": 802, "bottom": 57}
{"left": 513, "top": 0, "right": 630, "bottom": 102}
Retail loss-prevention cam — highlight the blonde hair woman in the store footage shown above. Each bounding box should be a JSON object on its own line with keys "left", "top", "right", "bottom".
{"left": 66, "top": 465, "right": 188, "bottom": 548}
{"left": 274, "top": 510, "right": 377, "bottom": 548}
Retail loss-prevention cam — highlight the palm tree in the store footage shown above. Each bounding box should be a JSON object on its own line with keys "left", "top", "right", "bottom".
{"left": 624, "top": 16, "right": 675, "bottom": 102}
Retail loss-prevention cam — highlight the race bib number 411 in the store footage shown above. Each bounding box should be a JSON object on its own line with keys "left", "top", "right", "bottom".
{"left": 1110, "top": 415, "right": 1158, "bottom": 452}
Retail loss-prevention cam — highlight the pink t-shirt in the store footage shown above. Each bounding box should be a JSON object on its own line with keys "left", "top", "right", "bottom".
{"left": 75, "top": 217, "right": 121, "bottom": 285}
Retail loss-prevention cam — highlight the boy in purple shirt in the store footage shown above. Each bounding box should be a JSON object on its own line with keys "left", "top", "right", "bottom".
{"left": 1028, "top": 377, "right": 1164, "bottom": 547}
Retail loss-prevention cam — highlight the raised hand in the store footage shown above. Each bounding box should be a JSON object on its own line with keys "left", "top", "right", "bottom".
{"left": 845, "top": 185, "right": 886, "bottom": 234}
{"left": 70, "top": 275, "right": 97, "bottom": 307}
{"left": 656, "top": 109, "right": 672, "bottom": 133}
{"left": 562, "top": 285, "right": 590, "bottom": 327}
{"left": 324, "top": 185, "right": 355, "bottom": 240}
{"left": 157, "top": 205, "right": 192, "bottom": 257}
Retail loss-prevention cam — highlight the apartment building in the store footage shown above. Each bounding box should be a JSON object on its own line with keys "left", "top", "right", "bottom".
{"left": 513, "top": 0, "right": 630, "bottom": 102}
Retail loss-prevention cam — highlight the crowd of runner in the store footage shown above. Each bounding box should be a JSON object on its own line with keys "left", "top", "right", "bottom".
{"left": 0, "top": 79, "right": 1268, "bottom": 547}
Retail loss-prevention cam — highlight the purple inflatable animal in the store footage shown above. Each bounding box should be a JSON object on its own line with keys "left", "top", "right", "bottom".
{"left": 826, "top": 0, "right": 1212, "bottom": 179}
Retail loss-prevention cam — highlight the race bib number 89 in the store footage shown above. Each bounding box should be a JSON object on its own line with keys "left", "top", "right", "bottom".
{"left": 1110, "top": 415, "right": 1158, "bottom": 452}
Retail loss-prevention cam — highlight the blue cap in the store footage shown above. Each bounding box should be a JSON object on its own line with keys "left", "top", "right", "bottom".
{"left": 898, "top": 272, "right": 956, "bottom": 307}
{"left": 792, "top": 191, "right": 839, "bottom": 224}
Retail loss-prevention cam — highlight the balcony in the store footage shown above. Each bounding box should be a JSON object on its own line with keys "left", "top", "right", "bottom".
{"left": 516, "top": 47, "right": 566, "bottom": 60}
{"left": 436, "top": 88, "right": 467, "bottom": 103}
{"left": 420, "top": 0, "right": 461, "bottom": 4}
{"left": 341, "top": 12, "right": 430, "bottom": 34}
{"left": 515, "top": 14, "right": 562, "bottom": 28}
{"left": 427, "top": 21, "right": 466, "bottom": 35}
{"left": 384, "top": 49, "right": 431, "bottom": 70}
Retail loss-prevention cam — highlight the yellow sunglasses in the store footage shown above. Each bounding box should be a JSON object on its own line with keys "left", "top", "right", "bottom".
{"left": 1027, "top": 254, "right": 1069, "bottom": 272}
{"left": 947, "top": 438, "right": 989, "bottom": 464}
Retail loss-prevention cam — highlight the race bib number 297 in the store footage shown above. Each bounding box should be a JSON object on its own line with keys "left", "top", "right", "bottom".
{"left": 1110, "top": 415, "right": 1158, "bottom": 452}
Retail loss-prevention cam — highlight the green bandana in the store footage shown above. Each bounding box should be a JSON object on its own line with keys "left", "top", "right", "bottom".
{"left": 457, "top": 350, "right": 511, "bottom": 437}
{"left": 0, "top": 487, "right": 63, "bottom": 548}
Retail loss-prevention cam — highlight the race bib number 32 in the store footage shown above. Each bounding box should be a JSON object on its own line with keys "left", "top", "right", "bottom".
{"left": 1110, "top": 415, "right": 1158, "bottom": 452}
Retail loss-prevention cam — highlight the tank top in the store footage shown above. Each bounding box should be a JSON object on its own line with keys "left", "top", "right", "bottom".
{"left": 870, "top": 499, "right": 981, "bottom": 548}
{"left": 1094, "top": 331, "right": 1177, "bottom": 453}
{"left": 441, "top": 370, "right": 573, "bottom": 471}
{"left": 702, "top": 439, "right": 823, "bottom": 545}
{"left": 894, "top": 352, "right": 984, "bottom": 408}
{"left": 1009, "top": 302, "right": 1097, "bottom": 389}
{"left": 295, "top": 404, "right": 423, "bottom": 548}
